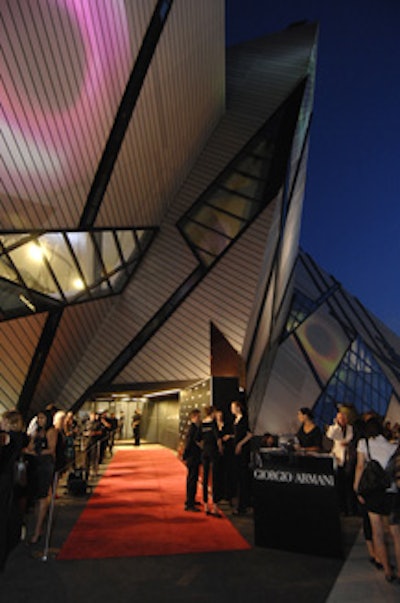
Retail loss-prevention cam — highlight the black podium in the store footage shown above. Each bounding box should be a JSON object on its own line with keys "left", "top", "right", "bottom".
{"left": 253, "top": 450, "right": 343, "bottom": 558}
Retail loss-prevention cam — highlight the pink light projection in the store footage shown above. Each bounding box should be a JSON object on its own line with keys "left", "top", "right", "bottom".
{"left": 1, "top": 0, "right": 132, "bottom": 200}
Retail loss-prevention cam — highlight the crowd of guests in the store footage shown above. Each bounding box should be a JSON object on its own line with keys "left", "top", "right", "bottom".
{"left": 0, "top": 405, "right": 124, "bottom": 568}
{"left": 260, "top": 406, "right": 400, "bottom": 586}
{"left": 2, "top": 399, "right": 399, "bottom": 585}
{"left": 182, "top": 401, "right": 399, "bottom": 585}
{"left": 182, "top": 400, "right": 253, "bottom": 517}
{"left": 323, "top": 408, "right": 399, "bottom": 585}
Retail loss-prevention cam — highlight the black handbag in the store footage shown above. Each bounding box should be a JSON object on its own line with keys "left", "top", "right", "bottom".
{"left": 357, "top": 439, "right": 391, "bottom": 497}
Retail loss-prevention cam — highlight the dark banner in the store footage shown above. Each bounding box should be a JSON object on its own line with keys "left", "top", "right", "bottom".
{"left": 253, "top": 452, "right": 343, "bottom": 558}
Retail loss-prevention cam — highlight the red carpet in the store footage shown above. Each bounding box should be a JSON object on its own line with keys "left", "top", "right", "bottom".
{"left": 57, "top": 447, "right": 250, "bottom": 559}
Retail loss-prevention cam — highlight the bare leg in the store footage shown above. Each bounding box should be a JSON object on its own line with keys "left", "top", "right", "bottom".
{"left": 365, "top": 538, "right": 381, "bottom": 565}
{"left": 31, "top": 492, "right": 50, "bottom": 542}
{"left": 389, "top": 524, "right": 400, "bottom": 576}
{"left": 369, "top": 512, "right": 391, "bottom": 578}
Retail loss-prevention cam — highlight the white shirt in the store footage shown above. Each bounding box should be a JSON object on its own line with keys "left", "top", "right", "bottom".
{"left": 357, "top": 434, "right": 397, "bottom": 470}
{"left": 326, "top": 422, "right": 353, "bottom": 466}
{"left": 357, "top": 434, "right": 399, "bottom": 493}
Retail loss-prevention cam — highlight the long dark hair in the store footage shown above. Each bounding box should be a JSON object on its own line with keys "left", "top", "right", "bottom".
{"left": 299, "top": 407, "right": 314, "bottom": 419}
{"left": 364, "top": 417, "right": 384, "bottom": 439}
{"left": 38, "top": 410, "right": 53, "bottom": 431}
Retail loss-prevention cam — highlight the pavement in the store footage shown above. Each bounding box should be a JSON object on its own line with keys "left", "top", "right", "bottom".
{"left": 1, "top": 442, "right": 399, "bottom": 603}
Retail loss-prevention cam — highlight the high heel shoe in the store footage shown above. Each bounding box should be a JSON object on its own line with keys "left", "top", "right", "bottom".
{"left": 385, "top": 573, "right": 396, "bottom": 583}
{"left": 369, "top": 557, "right": 383, "bottom": 570}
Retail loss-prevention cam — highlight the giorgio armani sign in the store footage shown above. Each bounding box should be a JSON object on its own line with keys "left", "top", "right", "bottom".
{"left": 253, "top": 467, "right": 335, "bottom": 487}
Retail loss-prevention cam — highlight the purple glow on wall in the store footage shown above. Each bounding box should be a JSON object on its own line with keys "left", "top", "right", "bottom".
{"left": 1, "top": 0, "right": 132, "bottom": 199}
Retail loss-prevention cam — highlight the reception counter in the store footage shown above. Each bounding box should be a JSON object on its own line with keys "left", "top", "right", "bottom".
{"left": 252, "top": 449, "right": 343, "bottom": 558}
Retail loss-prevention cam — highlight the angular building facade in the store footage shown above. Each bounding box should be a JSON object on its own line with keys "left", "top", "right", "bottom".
{"left": 2, "top": 2, "right": 398, "bottom": 443}
{"left": 253, "top": 250, "right": 400, "bottom": 436}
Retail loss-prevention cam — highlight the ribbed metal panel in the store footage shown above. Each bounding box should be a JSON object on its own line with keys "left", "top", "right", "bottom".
{"left": 116, "top": 204, "right": 277, "bottom": 383}
{"left": 0, "top": 313, "right": 46, "bottom": 410}
{"left": 1, "top": 0, "right": 152, "bottom": 230}
{"left": 98, "top": 0, "right": 226, "bottom": 227}
{"left": 30, "top": 296, "right": 115, "bottom": 414}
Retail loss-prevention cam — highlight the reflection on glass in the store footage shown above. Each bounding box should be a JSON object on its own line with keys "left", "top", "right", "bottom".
{"left": 39, "top": 233, "right": 83, "bottom": 300}
{"left": 108, "top": 271, "right": 126, "bottom": 293}
{"left": 9, "top": 242, "right": 62, "bottom": 299}
{"left": 178, "top": 82, "right": 306, "bottom": 268}
{"left": 191, "top": 205, "right": 243, "bottom": 239}
{"left": 197, "top": 250, "right": 215, "bottom": 266}
{"left": 251, "top": 139, "right": 275, "bottom": 159}
{"left": 313, "top": 336, "right": 393, "bottom": 428}
{"left": 183, "top": 222, "right": 230, "bottom": 257}
{"left": 66, "top": 232, "right": 97, "bottom": 286}
{"left": 116, "top": 230, "right": 137, "bottom": 262}
{"left": 0, "top": 234, "right": 28, "bottom": 248}
{"left": 0, "top": 255, "right": 19, "bottom": 282}
{"left": 94, "top": 231, "right": 120, "bottom": 274}
{"left": 208, "top": 189, "right": 256, "bottom": 220}
{"left": 223, "top": 173, "right": 263, "bottom": 202}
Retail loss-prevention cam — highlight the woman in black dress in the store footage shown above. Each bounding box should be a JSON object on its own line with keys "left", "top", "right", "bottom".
{"left": 24, "top": 410, "right": 57, "bottom": 544}
{"left": 296, "top": 407, "right": 322, "bottom": 452}
{"left": 201, "top": 406, "right": 222, "bottom": 516}
{"left": 231, "top": 400, "right": 253, "bottom": 515}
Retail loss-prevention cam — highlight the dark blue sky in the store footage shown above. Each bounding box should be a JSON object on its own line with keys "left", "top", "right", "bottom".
{"left": 226, "top": 0, "right": 400, "bottom": 336}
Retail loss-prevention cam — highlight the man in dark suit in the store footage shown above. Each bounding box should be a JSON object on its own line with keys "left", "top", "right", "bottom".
{"left": 183, "top": 409, "right": 202, "bottom": 512}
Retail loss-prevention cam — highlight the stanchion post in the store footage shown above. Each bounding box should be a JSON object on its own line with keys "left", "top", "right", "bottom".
{"left": 95, "top": 440, "right": 100, "bottom": 475}
{"left": 41, "top": 470, "right": 59, "bottom": 562}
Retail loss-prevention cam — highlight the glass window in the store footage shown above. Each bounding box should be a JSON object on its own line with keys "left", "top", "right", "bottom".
{"left": 234, "top": 155, "right": 269, "bottom": 180}
{"left": 221, "top": 171, "right": 266, "bottom": 203}
{"left": 313, "top": 337, "right": 393, "bottom": 428}
{"left": 8, "top": 241, "right": 62, "bottom": 299}
{"left": 0, "top": 227, "right": 157, "bottom": 320}
{"left": 66, "top": 232, "right": 98, "bottom": 287}
{"left": 116, "top": 230, "right": 137, "bottom": 262}
{"left": 182, "top": 222, "right": 230, "bottom": 258}
{"left": 93, "top": 231, "right": 120, "bottom": 275}
{"left": 0, "top": 254, "right": 18, "bottom": 283}
{"left": 38, "top": 233, "right": 84, "bottom": 300}
{"left": 207, "top": 188, "right": 258, "bottom": 220}
{"left": 190, "top": 205, "right": 243, "bottom": 239}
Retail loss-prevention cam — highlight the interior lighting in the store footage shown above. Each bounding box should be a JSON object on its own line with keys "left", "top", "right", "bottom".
{"left": 144, "top": 388, "right": 180, "bottom": 398}
{"left": 27, "top": 242, "right": 44, "bottom": 262}
{"left": 19, "top": 294, "right": 36, "bottom": 312}
{"left": 72, "top": 277, "right": 85, "bottom": 290}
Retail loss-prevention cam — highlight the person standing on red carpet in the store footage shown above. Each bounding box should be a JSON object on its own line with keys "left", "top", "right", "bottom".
{"left": 201, "top": 406, "right": 223, "bottom": 517}
{"left": 183, "top": 409, "right": 202, "bottom": 512}
{"left": 231, "top": 400, "right": 253, "bottom": 516}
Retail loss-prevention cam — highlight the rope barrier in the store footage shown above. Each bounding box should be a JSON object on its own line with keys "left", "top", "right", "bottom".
{"left": 35, "top": 433, "right": 110, "bottom": 561}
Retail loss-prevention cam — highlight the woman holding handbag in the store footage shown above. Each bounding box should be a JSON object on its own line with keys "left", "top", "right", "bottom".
{"left": 354, "top": 416, "right": 400, "bottom": 584}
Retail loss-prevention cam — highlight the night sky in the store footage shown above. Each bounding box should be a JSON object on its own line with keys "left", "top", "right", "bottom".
{"left": 226, "top": 0, "right": 400, "bottom": 336}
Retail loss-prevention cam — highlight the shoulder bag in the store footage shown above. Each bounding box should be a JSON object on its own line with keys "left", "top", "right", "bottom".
{"left": 357, "top": 438, "right": 391, "bottom": 497}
